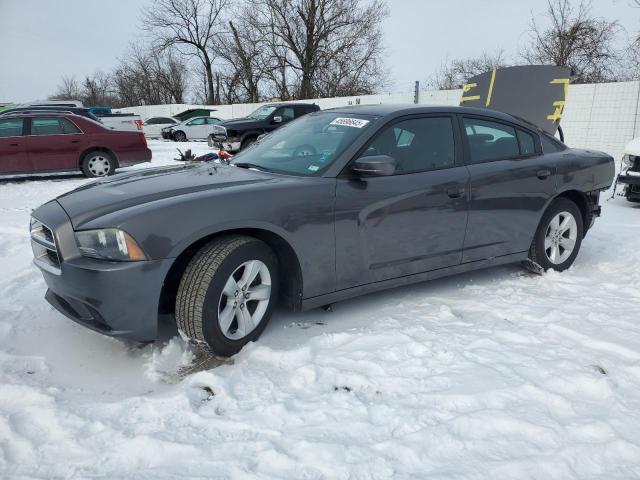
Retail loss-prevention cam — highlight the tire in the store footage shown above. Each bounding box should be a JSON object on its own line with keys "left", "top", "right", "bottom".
{"left": 81, "top": 151, "right": 116, "bottom": 178}
{"left": 527, "top": 198, "right": 584, "bottom": 272}
{"left": 240, "top": 137, "right": 256, "bottom": 151}
{"left": 175, "top": 236, "right": 278, "bottom": 356}
{"left": 174, "top": 131, "right": 187, "bottom": 142}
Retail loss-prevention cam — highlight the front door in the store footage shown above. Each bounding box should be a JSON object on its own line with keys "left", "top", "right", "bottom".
{"left": 460, "top": 116, "right": 557, "bottom": 262}
{"left": 0, "top": 118, "right": 29, "bottom": 173}
{"left": 186, "top": 117, "right": 209, "bottom": 139}
{"left": 335, "top": 115, "right": 469, "bottom": 289}
{"left": 26, "top": 116, "right": 84, "bottom": 172}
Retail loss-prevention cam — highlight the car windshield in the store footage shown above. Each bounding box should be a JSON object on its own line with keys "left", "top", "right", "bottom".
{"left": 231, "top": 112, "right": 376, "bottom": 176}
{"left": 247, "top": 105, "right": 277, "bottom": 120}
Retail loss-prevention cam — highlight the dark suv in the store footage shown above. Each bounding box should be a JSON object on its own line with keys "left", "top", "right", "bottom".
{"left": 210, "top": 103, "right": 320, "bottom": 152}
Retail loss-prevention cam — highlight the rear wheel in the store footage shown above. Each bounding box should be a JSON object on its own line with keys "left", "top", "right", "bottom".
{"left": 527, "top": 198, "right": 583, "bottom": 272}
{"left": 175, "top": 236, "right": 278, "bottom": 357}
{"left": 81, "top": 151, "right": 115, "bottom": 177}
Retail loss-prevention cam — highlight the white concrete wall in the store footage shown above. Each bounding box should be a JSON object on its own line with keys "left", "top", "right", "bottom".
{"left": 117, "top": 81, "right": 640, "bottom": 160}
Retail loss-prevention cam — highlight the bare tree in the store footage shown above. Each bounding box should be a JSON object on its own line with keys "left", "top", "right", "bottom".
{"left": 246, "top": 0, "right": 388, "bottom": 99}
{"left": 50, "top": 75, "right": 82, "bottom": 100}
{"left": 521, "top": 0, "right": 622, "bottom": 83}
{"left": 142, "top": 0, "right": 228, "bottom": 104}
{"left": 112, "top": 44, "right": 188, "bottom": 106}
{"left": 427, "top": 50, "right": 509, "bottom": 90}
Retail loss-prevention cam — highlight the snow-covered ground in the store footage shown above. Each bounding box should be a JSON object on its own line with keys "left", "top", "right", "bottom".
{"left": 1, "top": 140, "right": 640, "bottom": 479}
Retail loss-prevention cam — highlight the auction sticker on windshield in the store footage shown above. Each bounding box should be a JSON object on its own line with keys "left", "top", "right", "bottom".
{"left": 330, "top": 117, "right": 370, "bottom": 128}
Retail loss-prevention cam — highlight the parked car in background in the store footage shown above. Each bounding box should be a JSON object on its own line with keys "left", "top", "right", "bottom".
{"left": 0, "top": 106, "right": 103, "bottom": 123}
{"left": 19, "top": 100, "right": 84, "bottom": 108}
{"left": 209, "top": 103, "right": 320, "bottom": 152}
{"left": 617, "top": 137, "right": 640, "bottom": 202}
{"left": 0, "top": 112, "right": 151, "bottom": 177}
{"left": 90, "top": 107, "right": 143, "bottom": 132}
{"left": 143, "top": 116, "right": 179, "bottom": 138}
{"left": 30, "top": 105, "right": 613, "bottom": 357}
{"left": 163, "top": 116, "right": 223, "bottom": 141}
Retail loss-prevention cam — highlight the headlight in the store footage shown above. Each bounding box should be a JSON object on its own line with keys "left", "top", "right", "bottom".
{"left": 623, "top": 154, "right": 635, "bottom": 167}
{"left": 75, "top": 229, "right": 146, "bottom": 261}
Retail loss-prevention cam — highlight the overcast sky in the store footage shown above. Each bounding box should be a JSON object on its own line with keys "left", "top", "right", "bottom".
{"left": 0, "top": 0, "right": 638, "bottom": 102}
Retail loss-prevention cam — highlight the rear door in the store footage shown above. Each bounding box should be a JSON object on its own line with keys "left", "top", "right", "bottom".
{"left": 460, "top": 115, "right": 557, "bottom": 262}
{"left": 335, "top": 115, "right": 469, "bottom": 288}
{"left": 0, "top": 118, "right": 29, "bottom": 173}
{"left": 26, "top": 116, "right": 84, "bottom": 172}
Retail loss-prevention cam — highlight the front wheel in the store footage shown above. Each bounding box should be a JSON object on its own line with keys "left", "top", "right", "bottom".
{"left": 174, "top": 131, "right": 187, "bottom": 142}
{"left": 175, "top": 236, "right": 278, "bottom": 357}
{"left": 527, "top": 198, "right": 584, "bottom": 272}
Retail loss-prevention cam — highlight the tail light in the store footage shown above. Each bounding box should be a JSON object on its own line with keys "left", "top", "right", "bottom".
{"left": 134, "top": 119, "right": 143, "bottom": 130}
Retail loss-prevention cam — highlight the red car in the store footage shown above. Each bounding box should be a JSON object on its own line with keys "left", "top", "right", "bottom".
{"left": 0, "top": 112, "right": 152, "bottom": 177}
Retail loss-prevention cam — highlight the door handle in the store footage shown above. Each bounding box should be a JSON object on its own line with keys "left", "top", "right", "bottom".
{"left": 71, "top": 140, "right": 80, "bottom": 144}
{"left": 537, "top": 169, "right": 551, "bottom": 179}
{"left": 446, "top": 187, "right": 465, "bottom": 199}
{"left": 9, "top": 143, "right": 19, "bottom": 147}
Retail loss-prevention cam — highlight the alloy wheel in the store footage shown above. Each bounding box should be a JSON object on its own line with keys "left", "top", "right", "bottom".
{"left": 544, "top": 211, "right": 578, "bottom": 264}
{"left": 217, "top": 260, "right": 272, "bottom": 340}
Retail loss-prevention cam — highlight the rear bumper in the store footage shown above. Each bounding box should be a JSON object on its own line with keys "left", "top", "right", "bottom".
{"left": 119, "top": 148, "right": 152, "bottom": 167}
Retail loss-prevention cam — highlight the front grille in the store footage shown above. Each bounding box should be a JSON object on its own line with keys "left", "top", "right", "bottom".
{"left": 30, "top": 218, "right": 61, "bottom": 274}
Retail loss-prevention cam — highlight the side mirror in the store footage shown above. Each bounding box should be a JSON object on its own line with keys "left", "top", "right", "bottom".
{"left": 272, "top": 116, "right": 283, "bottom": 124}
{"left": 352, "top": 155, "right": 396, "bottom": 176}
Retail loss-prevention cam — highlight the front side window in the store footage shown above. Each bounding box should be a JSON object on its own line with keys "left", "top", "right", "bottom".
{"left": 248, "top": 105, "right": 277, "bottom": 120}
{"left": 463, "top": 118, "right": 520, "bottom": 163}
{"left": 188, "top": 117, "right": 206, "bottom": 126}
{"left": 0, "top": 118, "right": 24, "bottom": 137}
{"left": 231, "top": 112, "right": 376, "bottom": 176}
{"left": 362, "top": 117, "right": 455, "bottom": 174}
{"left": 31, "top": 117, "right": 80, "bottom": 136}
{"left": 276, "top": 107, "right": 295, "bottom": 121}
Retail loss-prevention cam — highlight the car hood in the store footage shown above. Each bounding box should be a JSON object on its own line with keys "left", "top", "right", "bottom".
{"left": 220, "top": 118, "right": 258, "bottom": 130}
{"left": 57, "top": 163, "right": 276, "bottom": 228}
{"left": 625, "top": 137, "right": 640, "bottom": 157}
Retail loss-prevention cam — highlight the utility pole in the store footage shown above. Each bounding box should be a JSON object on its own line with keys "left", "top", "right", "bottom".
{"left": 414, "top": 81, "right": 420, "bottom": 104}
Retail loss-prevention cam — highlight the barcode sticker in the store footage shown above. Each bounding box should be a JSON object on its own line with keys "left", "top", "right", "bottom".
{"left": 330, "top": 117, "right": 370, "bottom": 128}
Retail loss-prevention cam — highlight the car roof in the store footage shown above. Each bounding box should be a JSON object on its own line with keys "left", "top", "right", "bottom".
{"left": 325, "top": 103, "right": 529, "bottom": 127}
{"left": 264, "top": 102, "right": 318, "bottom": 108}
{"left": 0, "top": 111, "right": 85, "bottom": 119}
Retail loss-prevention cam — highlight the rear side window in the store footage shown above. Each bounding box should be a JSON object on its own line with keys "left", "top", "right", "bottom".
{"left": 206, "top": 117, "right": 221, "bottom": 124}
{"left": 31, "top": 117, "right": 80, "bottom": 135}
{"left": 463, "top": 118, "right": 519, "bottom": 163}
{"left": 517, "top": 129, "right": 536, "bottom": 155}
{"left": 541, "top": 133, "right": 563, "bottom": 153}
{"left": 0, "top": 118, "right": 24, "bottom": 137}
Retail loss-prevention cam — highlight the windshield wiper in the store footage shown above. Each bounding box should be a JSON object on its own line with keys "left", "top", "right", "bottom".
{"left": 233, "top": 162, "right": 271, "bottom": 172}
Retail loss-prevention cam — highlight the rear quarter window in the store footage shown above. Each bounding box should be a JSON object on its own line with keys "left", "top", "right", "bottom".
{"left": 541, "top": 133, "right": 565, "bottom": 153}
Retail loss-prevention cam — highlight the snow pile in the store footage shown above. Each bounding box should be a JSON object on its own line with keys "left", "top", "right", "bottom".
{"left": 1, "top": 140, "right": 640, "bottom": 478}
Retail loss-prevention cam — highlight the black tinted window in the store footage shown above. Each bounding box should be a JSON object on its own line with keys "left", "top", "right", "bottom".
{"left": 517, "top": 129, "right": 536, "bottom": 155}
{"left": 31, "top": 117, "right": 79, "bottom": 135}
{"left": 364, "top": 117, "right": 455, "bottom": 174}
{"left": 145, "top": 118, "right": 159, "bottom": 125}
{"left": 463, "top": 118, "right": 519, "bottom": 163}
{"left": 0, "top": 119, "right": 23, "bottom": 137}
{"left": 541, "top": 133, "right": 563, "bottom": 153}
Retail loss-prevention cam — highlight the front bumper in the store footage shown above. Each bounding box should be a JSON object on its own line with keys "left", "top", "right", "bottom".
{"left": 31, "top": 200, "right": 173, "bottom": 342}
{"left": 618, "top": 173, "right": 640, "bottom": 186}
